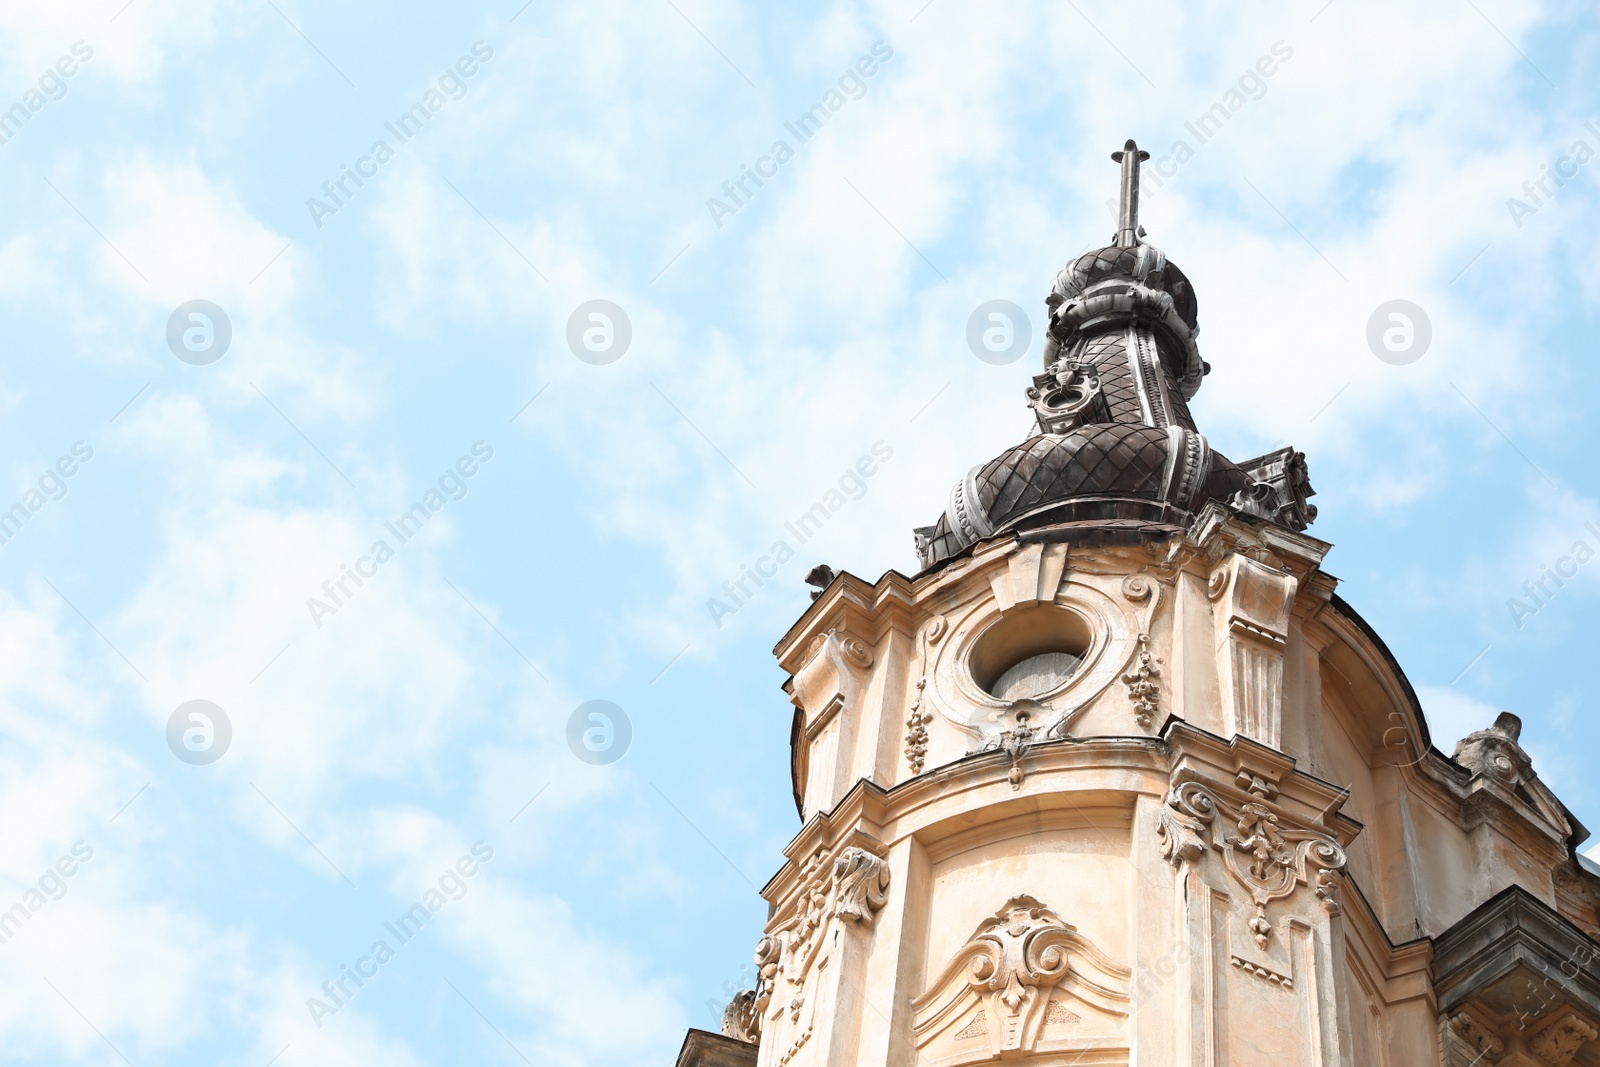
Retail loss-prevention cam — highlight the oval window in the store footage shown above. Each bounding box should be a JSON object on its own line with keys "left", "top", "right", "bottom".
{"left": 969, "top": 606, "right": 1092, "bottom": 701}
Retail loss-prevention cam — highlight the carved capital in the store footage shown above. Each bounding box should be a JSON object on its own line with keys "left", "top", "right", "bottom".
{"left": 1155, "top": 777, "right": 1347, "bottom": 948}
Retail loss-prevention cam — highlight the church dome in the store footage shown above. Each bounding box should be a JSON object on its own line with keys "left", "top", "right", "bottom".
{"left": 914, "top": 140, "right": 1315, "bottom": 570}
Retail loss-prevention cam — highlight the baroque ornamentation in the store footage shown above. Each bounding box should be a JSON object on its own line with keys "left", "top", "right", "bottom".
{"left": 1027, "top": 358, "right": 1110, "bottom": 434}
{"left": 837, "top": 630, "right": 874, "bottom": 669}
{"left": 912, "top": 894, "right": 1130, "bottom": 1058}
{"left": 905, "top": 678, "right": 930, "bottom": 775}
{"left": 1446, "top": 1010, "right": 1503, "bottom": 1061}
{"left": 752, "top": 935, "right": 782, "bottom": 1016}
{"left": 1156, "top": 779, "right": 1348, "bottom": 949}
{"left": 833, "top": 847, "right": 891, "bottom": 925}
{"left": 721, "top": 989, "right": 759, "bottom": 1043}
{"left": 1122, "top": 632, "right": 1160, "bottom": 728}
{"left": 1530, "top": 1009, "right": 1600, "bottom": 1065}
{"left": 965, "top": 897, "right": 1073, "bottom": 1015}
{"left": 1120, "top": 572, "right": 1154, "bottom": 602}
{"left": 982, "top": 700, "right": 1041, "bottom": 789}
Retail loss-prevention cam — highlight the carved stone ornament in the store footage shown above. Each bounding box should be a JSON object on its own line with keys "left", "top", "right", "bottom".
{"left": 775, "top": 845, "right": 891, "bottom": 991}
{"left": 833, "top": 847, "right": 891, "bottom": 925}
{"left": 1445, "top": 1009, "right": 1504, "bottom": 1062}
{"left": 721, "top": 989, "right": 759, "bottom": 1043}
{"left": 912, "top": 895, "right": 1131, "bottom": 1058}
{"left": 1530, "top": 1009, "right": 1600, "bottom": 1065}
{"left": 1122, "top": 632, "right": 1160, "bottom": 729}
{"left": 905, "top": 678, "right": 930, "bottom": 775}
{"left": 1454, "top": 711, "right": 1530, "bottom": 787}
{"left": 752, "top": 935, "right": 782, "bottom": 1016}
{"left": 981, "top": 699, "right": 1042, "bottom": 789}
{"left": 1120, "top": 572, "right": 1155, "bottom": 602}
{"left": 1028, "top": 358, "right": 1111, "bottom": 435}
{"left": 1157, "top": 779, "right": 1348, "bottom": 948}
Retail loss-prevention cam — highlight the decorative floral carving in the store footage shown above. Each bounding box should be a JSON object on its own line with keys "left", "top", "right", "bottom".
{"left": 1530, "top": 1009, "right": 1599, "bottom": 1065}
{"left": 1156, "top": 779, "right": 1347, "bottom": 948}
{"left": 1157, "top": 782, "right": 1214, "bottom": 868}
{"left": 1122, "top": 632, "right": 1160, "bottom": 728}
{"left": 833, "top": 847, "right": 890, "bottom": 926}
{"left": 905, "top": 679, "right": 930, "bottom": 775}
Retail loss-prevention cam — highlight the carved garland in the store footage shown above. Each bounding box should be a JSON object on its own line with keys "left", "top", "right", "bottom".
{"left": 1157, "top": 780, "right": 1347, "bottom": 948}
{"left": 1122, "top": 632, "right": 1160, "bottom": 729}
{"left": 905, "top": 616, "right": 946, "bottom": 775}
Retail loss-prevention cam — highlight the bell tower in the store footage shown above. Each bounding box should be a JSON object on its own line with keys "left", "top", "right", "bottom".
{"left": 674, "top": 142, "right": 1600, "bottom": 1067}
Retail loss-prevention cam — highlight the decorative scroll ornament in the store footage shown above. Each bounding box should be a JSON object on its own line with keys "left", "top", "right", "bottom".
{"left": 777, "top": 845, "right": 891, "bottom": 989}
{"left": 833, "top": 847, "right": 891, "bottom": 925}
{"left": 1157, "top": 780, "right": 1347, "bottom": 948}
{"left": 1122, "top": 632, "right": 1160, "bottom": 728}
{"left": 912, "top": 895, "right": 1131, "bottom": 1058}
{"left": 1120, "top": 573, "right": 1155, "bottom": 602}
{"left": 1531, "top": 1010, "right": 1600, "bottom": 1065}
{"left": 721, "top": 990, "right": 759, "bottom": 1043}
{"left": 752, "top": 935, "right": 782, "bottom": 1016}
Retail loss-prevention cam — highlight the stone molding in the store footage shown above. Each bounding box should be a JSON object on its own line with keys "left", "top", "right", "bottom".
{"left": 1433, "top": 885, "right": 1600, "bottom": 1023}
{"left": 673, "top": 1029, "right": 757, "bottom": 1067}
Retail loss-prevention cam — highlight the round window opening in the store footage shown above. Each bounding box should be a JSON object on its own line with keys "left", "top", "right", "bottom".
{"left": 969, "top": 606, "right": 1093, "bottom": 702}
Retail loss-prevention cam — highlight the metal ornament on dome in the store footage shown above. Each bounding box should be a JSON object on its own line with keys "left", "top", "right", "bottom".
{"left": 911, "top": 139, "right": 1318, "bottom": 570}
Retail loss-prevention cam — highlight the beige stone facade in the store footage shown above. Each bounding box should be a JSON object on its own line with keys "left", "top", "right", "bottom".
{"left": 677, "top": 143, "right": 1600, "bottom": 1067}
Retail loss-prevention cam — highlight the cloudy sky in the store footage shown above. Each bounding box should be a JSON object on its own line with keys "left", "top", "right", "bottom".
{"left": 0, "top": 0, "right": 1594, "bottom": 1063}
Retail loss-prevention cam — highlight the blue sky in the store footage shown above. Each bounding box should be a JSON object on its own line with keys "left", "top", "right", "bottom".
{"left": 0, "top": 0, "right": 1594, "bottom": 1063}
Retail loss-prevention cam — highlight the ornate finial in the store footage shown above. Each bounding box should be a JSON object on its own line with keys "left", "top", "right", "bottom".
{"left": 1110, "top": 139, "right": 1150, "bottom": 248}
